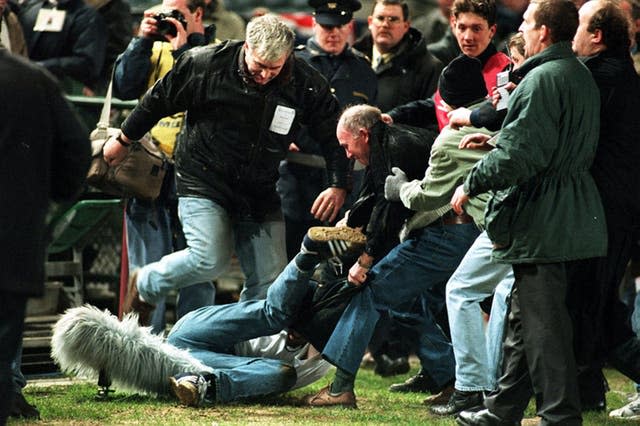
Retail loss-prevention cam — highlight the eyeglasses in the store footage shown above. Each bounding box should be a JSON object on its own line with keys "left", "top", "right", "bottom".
{"left": 372, "top": 15, "right": 403, "bottom": 25}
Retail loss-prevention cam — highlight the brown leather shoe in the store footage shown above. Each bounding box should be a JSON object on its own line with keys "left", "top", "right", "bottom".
{"left": 305, "top": 385, "right": 357, "bottom": 408}
{"left": 122, "top": 269, "right": 154, "bottom": 326}
{"left": 423, "top": 383, "right": 456, "bottom": 406}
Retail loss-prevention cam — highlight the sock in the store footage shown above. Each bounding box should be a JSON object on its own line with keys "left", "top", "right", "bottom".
{"left": 330, "top": 367, "right": 355, "bottom": 394}
{"left": 294, "top": 243, "right": 320, "bottom": 272}
{"left": 202, "top": 373, "right": 217, "bottom": 402}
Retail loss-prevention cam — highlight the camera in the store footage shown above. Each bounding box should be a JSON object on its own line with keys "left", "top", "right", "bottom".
{"left": 152, "top": 9, "right": 187, "bottom": 39}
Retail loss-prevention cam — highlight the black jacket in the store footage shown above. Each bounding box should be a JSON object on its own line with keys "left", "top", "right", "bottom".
{"left": 18, "top": 0, "right": 107, "bottom": 87}
{"left": 122, "top": 40, "right": 349, "bottom": 221}
{"left": 348, "top": 122, "right": 436, "bottom": 259}
{"left": 0, "top": 51, "right": 90, "bottom": 296}
{"left": 353, "top": 27, "right": 442, "bottom": 112}
{"left": 583, "top": 49, "right": 640, "bottom": 215}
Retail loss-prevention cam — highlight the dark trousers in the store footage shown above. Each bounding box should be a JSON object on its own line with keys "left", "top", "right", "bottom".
{"left": 485, "top": 263, "right": 582, "bottom": 426}
{"left": 0, "top": 292, "right": 28, "bottom": 426}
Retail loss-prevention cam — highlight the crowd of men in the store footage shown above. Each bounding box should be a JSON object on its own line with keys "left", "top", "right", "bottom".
{"left": 2, "top": 0, "right": 640, "bottom": 425}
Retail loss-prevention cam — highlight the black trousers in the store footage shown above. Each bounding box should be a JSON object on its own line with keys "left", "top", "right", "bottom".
{"left": 0, "top": 292, "right": 28, "bottom": 426}
{"left": 485, "top": 262, "right": 582, "bottom": 426}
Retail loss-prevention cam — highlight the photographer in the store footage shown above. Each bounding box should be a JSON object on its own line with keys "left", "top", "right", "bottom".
{"left": 112, "top": 0, "right": 217, "bottom": 334}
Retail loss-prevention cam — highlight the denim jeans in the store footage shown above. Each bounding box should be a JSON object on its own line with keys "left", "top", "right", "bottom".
{"left": 167, "top": 261, "right": 314, "bottom": 401}
{"left": 126, "top": 196, "right": 215, "bottom": 334}
{"left": 0, "top": 292, "right": 27, "bottom": 423}
{"left": 322, "top": 222, "right": 480, "bottom": 386}
{"left": 446, "top": 231, "right": 514, "bottom": 392}
{"left": 137, "top": 197, "right": 287, "bottom": 305}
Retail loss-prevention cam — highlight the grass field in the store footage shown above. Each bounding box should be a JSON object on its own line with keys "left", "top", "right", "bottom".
{"left": 10, "top": 364, "right": 640, "bottom": 425}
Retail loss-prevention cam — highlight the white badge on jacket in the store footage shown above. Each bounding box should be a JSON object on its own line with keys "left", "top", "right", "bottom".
{"left": 269, "top": 105, "right": 296, "bottom": 135}
{"left": 33, "top": 9, "right": 66, "bottom": 32}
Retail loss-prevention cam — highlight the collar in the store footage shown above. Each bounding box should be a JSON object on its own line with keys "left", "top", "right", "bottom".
{"left": 306, "top": 37, "right": 349, "bottom": 59}
{"left": 514, "top": 41, "right": 575, "bottom": 79}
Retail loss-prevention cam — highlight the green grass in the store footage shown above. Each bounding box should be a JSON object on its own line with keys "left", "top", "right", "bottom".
{"left": 12, "top": 366, "right": 640, "bottom": 425}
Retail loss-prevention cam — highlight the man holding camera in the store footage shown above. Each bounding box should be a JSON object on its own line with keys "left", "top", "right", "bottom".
{"left": 111, "top": 0, "right": 217, "bottom": 334}
{"left": 104, "top": 14, "right": 349, "bottom": 326}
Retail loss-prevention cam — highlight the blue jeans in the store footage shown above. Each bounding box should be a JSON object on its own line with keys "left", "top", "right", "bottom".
{"left": 322, "top": 222, "right": 480, "bottom": 386}
{"left": 126, "top": 196, "right": 215, "bottom": 335}
{"left": 137, "top": 197, "right": 287, "bottom": 305}
{"left": 0, "top": 292, "right": 27, "bottom": 423}
{"left": 446, "top": 231, "right": 514, "bottom": 392}
{"left": 167, "top": 261, "right": 314, "bottom": 401}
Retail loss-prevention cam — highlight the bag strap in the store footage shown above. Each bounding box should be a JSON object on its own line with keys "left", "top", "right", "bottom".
{"left": 97, "top": 69, "right": 115, "bottom": 130}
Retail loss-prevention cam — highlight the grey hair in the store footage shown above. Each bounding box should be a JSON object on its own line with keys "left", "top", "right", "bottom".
{"left": 338, "top": 104, "right": 383, "bottom": 134}
{"left": 246, "top": 14, "right": 295, "bottom": 62}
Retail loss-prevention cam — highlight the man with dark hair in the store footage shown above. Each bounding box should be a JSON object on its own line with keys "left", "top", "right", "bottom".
{"left": 388, "top": 0, "right": 510, "bottom": 132}
{"left": 570, "top": 0, "right": 640, "bottom": 417}
{"left": 452, "top": 0, "right": 606, "bottom": 424}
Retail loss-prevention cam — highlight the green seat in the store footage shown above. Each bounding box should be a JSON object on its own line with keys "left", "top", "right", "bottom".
{"left": 45, "top": 199, "right": 122, "bottom": 307}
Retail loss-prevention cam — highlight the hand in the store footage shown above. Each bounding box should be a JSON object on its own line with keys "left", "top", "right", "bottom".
{"left": 139, "top": 11, "right": 160, "bottom": 39}
{"left": 164, "top": 16, "right": 189, "bottom": 50}
{"left": 311, "top": 187, "right": 346, "bottom": 222}
{"left": 102, "top": 132, "right": 132, "bottom": 166}
{"left": 380, "top": 113, "right": 393, "bottom": 124}
{"left": 384, "top": 167, "right": 408, "bottom": 201}
{"left": 347, "top": 261, "right": 369, "bottom": 286}
{"left": 288, "top": 142, "right": 300, "bottom": 152}
{"left": 459, "top": 133, "right": 494, "bottom": 150}
{"left": 447, "top": 107, "right": 471, "bottom": 130}
{"left": 450, "top": 184, "right": 470, "bottom": 215}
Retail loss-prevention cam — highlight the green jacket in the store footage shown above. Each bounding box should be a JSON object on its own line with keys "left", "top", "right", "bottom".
{"left": 400, "top": 115, "right": 496, "bottom": 235}
{"left": 464, "top": 42, "right": 607, "bottom": 264}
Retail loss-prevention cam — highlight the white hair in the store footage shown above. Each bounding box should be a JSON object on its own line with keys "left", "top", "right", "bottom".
{"left": 245, "top": 14, "right": 295, "bottom": 62}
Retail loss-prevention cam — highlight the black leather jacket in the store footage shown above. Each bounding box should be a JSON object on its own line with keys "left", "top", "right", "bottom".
{"left": 122, "top": 40, "right": 349, "bottom": 221}
{"left": 348, "top": 121, "right": 435, "bottom": 259}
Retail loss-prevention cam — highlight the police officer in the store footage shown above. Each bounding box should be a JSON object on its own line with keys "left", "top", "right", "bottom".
{"left": 278, "top": 0, "right": 378, "bottom": 260}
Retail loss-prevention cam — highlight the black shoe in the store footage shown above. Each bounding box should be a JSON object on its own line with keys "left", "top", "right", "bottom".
{"left": 10, "top": 392, "right": 40, "bottom": 419}
{"left": 389, "top": 372, "right": 437, "bottom": 393}
{"left": 431, "top": 389, "right": 484, "bottom": 416}
{"left": 456, "top": 408, "right": 519, "bottom": 426}
{"left": 374, "top": 354, "right": 410, "bottom": 377}
{"left": 581, "top": 399, "right": 606, "bottom": 412}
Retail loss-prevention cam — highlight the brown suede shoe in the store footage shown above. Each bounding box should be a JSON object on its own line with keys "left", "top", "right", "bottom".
{"left": 423, "top": 383, "right": 455, "bottom": 406}
{"left": 122, "top": 269, "right": 154, "bottom": 326}
{"left": 305, "top": 385, "right": 357, "bottom": 409}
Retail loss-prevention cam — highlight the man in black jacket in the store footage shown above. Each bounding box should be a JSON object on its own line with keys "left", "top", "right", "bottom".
{"left": 0, "top": 51, "right": 90, "bottom": 425}
{"left": 104, "top": 14, "right": 350, "bottom": 325}
{"left": 569, "top": 0, "right": 640, "bottom": 416}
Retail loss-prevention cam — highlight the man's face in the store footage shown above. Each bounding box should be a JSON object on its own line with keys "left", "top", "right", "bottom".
{"left": 243, "top": 43, "right": 289, "bottom": 85}
{"left": 313, "top": 20, "right": 353, "bottom": 55}
{"left": 453, "top": 12, "right": 496, "bottom": 58}
{"left": 161, "top": 0, "right": 201, "bottom": 35}
{"left": 337, "top": 125, "right": 370, "bottom": 166}
{"left": 519, "top": 3, "right": 544, "bottom": 57}
{"left": 368, "top": 4, "right": 410, "bottom": 53}
{"left": 572, "top": 0, "right": 600, "bottom": 56}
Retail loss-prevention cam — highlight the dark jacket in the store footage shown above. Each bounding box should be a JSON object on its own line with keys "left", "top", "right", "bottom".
{"left": 18, "top": 0, "right": 107, "bottom": 87}
{"left": 582, "top": 49, "right": 640, "bottom": 215}
{"left": 0, "top": 51, "right": 90, "bottom": 296}
{"left": 353, "top": 27, "right": 442, "bottom": 112}
{"left": 122, "top": 40, "right": 349, "bottom": 221}
{"left": 464, "top": 42, "right": 606, "bottom": 263}
{"left": 348, "top": 122, "right": 435, "bottom": 259}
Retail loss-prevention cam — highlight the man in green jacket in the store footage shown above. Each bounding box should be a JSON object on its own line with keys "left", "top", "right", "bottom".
{"left": 451, "top": 0, "right": 606, "bottom": 425}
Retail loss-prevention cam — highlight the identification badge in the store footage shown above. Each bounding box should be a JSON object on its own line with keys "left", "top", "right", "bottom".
{"left": 34, "top": 9, "right": 66, "bottom": 32}
{"left": 496, "top": 70, "right": 510, "bottom": 88}
{"left": 269, "top": 105, "right": 296, "bottom": 135}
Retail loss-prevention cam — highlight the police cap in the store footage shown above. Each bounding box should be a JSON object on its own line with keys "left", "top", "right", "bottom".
{"left": 309, "top": 0, "right": 362, "bottom": 26}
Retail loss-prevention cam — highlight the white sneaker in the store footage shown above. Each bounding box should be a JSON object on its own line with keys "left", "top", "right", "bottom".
{"left": 169, "top": 373, "right": 209, "bottom": 407}
{"left": 609, "top": 394, "right": 640, "bottom": 420}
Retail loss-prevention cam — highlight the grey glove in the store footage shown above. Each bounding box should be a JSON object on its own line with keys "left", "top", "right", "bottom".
{"left": 384, "top": 167, "right": 409, "bottom": 201}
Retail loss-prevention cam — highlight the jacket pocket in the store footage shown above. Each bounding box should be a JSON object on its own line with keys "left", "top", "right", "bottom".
{"left": 484, "top": 187, "right": 518, "bottom": 249}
